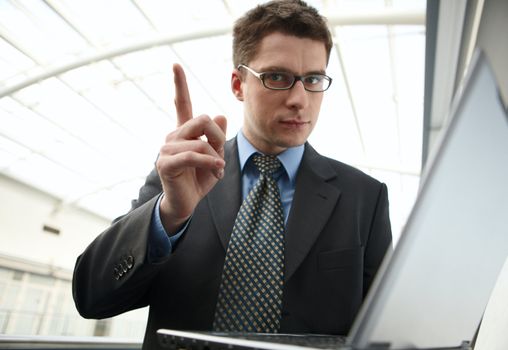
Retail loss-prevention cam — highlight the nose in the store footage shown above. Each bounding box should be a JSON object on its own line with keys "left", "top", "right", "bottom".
{"left": 285, "top": 80, "right": 309, "bottom": 110}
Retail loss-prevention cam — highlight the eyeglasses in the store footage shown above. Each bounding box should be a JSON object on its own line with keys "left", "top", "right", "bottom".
{"left": 238, "top": 64, "right": 332, "bottom": 92}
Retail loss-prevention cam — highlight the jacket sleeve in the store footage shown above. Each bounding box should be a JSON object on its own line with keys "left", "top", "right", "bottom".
{"left": 72, "top": 167, "right": 163, "bottom": 319}
{"left": 129, "top": 167, "right": 162, "bottom": 212}
{"left": 363, "top": 182, "right": 392, "bottom": 297}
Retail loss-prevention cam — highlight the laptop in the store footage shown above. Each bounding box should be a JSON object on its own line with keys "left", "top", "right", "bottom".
{"left": 157, "top": 50, "right": 508, "bottom": 350}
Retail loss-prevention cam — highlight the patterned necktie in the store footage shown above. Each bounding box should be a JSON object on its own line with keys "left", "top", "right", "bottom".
{"left": 213, "top": 154, "right": 285, "bottom": 333}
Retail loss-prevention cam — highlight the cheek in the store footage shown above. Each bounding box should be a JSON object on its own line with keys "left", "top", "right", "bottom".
{"left": 311, "top": 98, "right": 324, "bottom": 120}
{"left": 247, "top": 92, "right": 276, "bottom": 120}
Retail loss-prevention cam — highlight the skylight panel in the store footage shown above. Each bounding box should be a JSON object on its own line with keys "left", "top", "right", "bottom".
{"left": 323, "top": 0, "right": 386, "bottom": 12}
{"left": 134, "top": 0, "right": 230, "bottom": 32}
{"left": 0, "top": 38, "right": 35, "bottom": 81}
{"left": 335, "top": 25, "right": 400, "bottom": 164}
{"left": 390, "top": 26, "right": 425, "bottom": 170}
{"left": 44, "top": 0, "right": 153, "bottom": 47}
{"left": 0, "top": 0, "right": 88, "bottom": 64}
{"left": 0, "top": 134, "right": 31, "bottom": 169}
{"left": 15, "top": 79, "right": 115, "bottom": 142}
{"left": 171, "top": 36, "right": 233, "bottom": 120}
{"left": 58, "top": 60, "right": 123, "bottom": 93}
{"left": 0, "top": 96, "right": 76, "bottom": 155}
{"left": 308, "top": 48, "right": 366, "bottom": 164}
{"left": 113, "top": 46, "right": 176, "bottom": 79}
{"left": 7, "top": 153, "right": 96, "bottom": 200}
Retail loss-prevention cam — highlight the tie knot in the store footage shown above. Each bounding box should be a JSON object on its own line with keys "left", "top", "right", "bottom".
{"left": 252, "top": 154, "right": 281, "bottom": 176}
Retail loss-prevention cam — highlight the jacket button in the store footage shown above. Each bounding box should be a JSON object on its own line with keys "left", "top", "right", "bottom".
{"left": 126, "top": 255, "right": 134, "bottom": 269}
{"left": 113, "top": 267, "right": 120, "bottom": 280}
{"left": 121, "top": 261, "right": 128, "bottom": 273}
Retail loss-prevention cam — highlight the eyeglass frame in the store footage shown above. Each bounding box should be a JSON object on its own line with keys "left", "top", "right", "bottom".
{"left": 237, "top": 64, "right": 333, "bottom": 92}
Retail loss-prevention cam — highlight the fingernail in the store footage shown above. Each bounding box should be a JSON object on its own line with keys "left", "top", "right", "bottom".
{"left": 215, "top": 158, "right": 225, "bottom": 167}
{"left": 216, "top": 168, "right": 224, "bottom": 179}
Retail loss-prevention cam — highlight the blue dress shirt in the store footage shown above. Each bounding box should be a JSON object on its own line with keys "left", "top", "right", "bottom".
{"left": 147, "top": 130, "right": 304, "bottom": 262}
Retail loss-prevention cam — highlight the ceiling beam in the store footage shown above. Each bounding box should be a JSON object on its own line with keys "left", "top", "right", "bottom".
{"left": 0, "top": 9, "right": 424, "bottom": 99}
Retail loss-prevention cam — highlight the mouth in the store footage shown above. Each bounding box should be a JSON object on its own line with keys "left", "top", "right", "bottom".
{"left": 279, "top": 119, "right": 310, "bottom": 127}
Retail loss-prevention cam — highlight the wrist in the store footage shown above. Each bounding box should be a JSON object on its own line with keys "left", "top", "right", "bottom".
{"left": 159, "top": 194, "right": 191, "bottom": 234}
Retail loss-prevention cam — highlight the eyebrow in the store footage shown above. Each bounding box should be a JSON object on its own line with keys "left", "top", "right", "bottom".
{"left": 260, "top": 66, "right": 327, "bottom": 75}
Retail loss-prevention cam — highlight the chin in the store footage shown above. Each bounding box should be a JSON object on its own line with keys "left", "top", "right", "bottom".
{"left": 277, "top": 136, "right": 307, "bottom": 149}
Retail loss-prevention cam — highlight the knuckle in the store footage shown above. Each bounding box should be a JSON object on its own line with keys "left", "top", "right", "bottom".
{"left": 165, "top": 129, "right": 179, "bottom": 142}
{"left": 194, "top": 140, "right": 211, "bottom": 154}
{"left": 196, "top": 114, "right": 212, "bottom": 124}
{"left": 179, "top": 151, "right": 194, "bottom": 163}
{"left": 156, "top": 156, "right": 170, "bottom": 174}
{"left": 159, "top": 143, "right": 174, "bottom": 155}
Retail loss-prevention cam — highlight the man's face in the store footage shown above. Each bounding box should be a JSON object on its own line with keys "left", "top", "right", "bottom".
{"left": 232, "top": 32, "right": 328, "bottom": 155}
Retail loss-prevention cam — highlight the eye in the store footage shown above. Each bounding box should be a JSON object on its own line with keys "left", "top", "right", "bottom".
{"left": 304, "top": 75, "right": 324, "bottom": 85}
{"left": 265, "top": 72, "right": 291, "bottom": 83}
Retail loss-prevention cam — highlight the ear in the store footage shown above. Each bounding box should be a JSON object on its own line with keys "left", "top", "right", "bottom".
{"left": 231, "top": 69, "right": 244, "bottom": 101}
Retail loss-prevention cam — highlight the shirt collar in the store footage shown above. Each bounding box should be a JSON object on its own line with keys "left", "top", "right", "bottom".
{"left": 237, "top": 129, "right": 304, "bottom": 183}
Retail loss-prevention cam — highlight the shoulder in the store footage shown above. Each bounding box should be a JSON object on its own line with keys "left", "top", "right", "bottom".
{"left": 302, "top": 143, "right": 383, "bottom": 189}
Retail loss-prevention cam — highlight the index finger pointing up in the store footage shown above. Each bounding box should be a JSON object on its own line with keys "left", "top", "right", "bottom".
{"left": 173, "top": 63, "right": 193, "bottom": 127}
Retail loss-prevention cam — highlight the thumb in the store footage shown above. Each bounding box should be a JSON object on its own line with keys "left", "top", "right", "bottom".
{"left": 213, "top": 115, "right": 227, "bottom": 160}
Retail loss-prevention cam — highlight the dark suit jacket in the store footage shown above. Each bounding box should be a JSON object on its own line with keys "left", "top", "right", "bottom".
{"left": 72, "top": 138, "right": 392, "bottom": 350}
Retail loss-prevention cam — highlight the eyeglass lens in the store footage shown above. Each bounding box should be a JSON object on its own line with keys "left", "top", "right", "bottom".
{"left": 262, "top": 72, "right": 329, "bottom": 91}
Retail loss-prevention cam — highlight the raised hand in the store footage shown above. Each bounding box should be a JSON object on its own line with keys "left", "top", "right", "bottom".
{"left": 156, "top": 63, "right": 227, "bottom": 233}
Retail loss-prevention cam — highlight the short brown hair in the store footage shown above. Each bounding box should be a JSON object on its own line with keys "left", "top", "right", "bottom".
{"left": 232, "top": 0, "right": 333, "bottom": 67}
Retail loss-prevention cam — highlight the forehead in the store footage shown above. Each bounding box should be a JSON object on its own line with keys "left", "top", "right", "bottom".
{"left": 250, "top": 32, "right": 328, "bottom": 71}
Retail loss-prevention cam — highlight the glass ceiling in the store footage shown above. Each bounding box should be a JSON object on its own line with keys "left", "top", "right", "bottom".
{"left": 0, "top": 0, "right": 426, "bottom": 241}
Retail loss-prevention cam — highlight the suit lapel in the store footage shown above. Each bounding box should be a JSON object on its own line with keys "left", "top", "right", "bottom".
{"left": 207, "top": 138, "right": 242, "bottom": 251}
{"left": 284, "top": 143, "right": 341, "bottom": 281}
{"left": 206, "top": 139, "right": 341, "bottom": 275}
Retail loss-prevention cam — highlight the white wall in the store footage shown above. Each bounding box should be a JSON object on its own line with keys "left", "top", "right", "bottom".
{"left": 0, "top": 173, "right": 109, "bottom": 270}
{"left": 0, "top": 173, "right": 148, "bottom": 339}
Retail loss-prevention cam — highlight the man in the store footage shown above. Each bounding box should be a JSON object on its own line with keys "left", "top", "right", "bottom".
{"left": 72, "top": 1, "right": 392, "bottom": 349}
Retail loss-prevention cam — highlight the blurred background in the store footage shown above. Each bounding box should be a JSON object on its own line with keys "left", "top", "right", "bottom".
{"left": 1, "top": 0, "right": 504, "bottom": 343}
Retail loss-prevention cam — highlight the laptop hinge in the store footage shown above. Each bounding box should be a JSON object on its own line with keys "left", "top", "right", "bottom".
{"left": 362, "top": 341, "right": 472, "bottom": 350}
{"left": 364, "top": 342, "right": 391, "bottom": 349}
{"left": 460, "top": 340, "right": 472, "bottom": 349}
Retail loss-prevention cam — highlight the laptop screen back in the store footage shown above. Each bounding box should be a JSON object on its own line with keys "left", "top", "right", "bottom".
{"left": 349, "top": 51, "right": 508, "bottom": 349}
